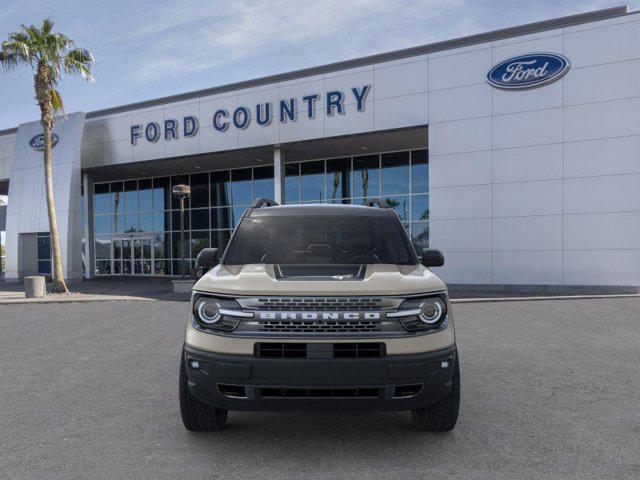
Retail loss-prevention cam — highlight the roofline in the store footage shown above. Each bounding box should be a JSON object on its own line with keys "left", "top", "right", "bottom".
{"left": 0, "top": 5, "right": 630, "bottom": 136}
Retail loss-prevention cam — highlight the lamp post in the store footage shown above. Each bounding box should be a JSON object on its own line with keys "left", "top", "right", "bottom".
{"left": 172, "top": 184, "right": 191, "bottom": 278}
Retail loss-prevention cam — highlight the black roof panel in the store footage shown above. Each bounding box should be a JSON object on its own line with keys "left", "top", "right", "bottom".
{"left": 248, "top": 203, "right": 396, "bottom": 217}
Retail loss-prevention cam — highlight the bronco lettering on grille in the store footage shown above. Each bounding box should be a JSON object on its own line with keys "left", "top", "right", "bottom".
{"left": 258, "top": 312, "right": 381, "bottom": 321}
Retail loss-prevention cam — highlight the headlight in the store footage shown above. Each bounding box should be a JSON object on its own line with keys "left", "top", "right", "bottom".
{"left": 387, "top": 294, "right": 448, "bottom": 332}
{"left": 419, "top": 298, "right": 445, "bottom": 324}
{"left": 192, "top": 295, "right": 249, "bottom": 332}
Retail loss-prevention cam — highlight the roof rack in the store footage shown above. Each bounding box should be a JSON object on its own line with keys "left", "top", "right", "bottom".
{"left": 364, "top": 198, "right": 390, "bottom": 208}
{"left": 251, "top": 198, "right": 279, "bottom": 208}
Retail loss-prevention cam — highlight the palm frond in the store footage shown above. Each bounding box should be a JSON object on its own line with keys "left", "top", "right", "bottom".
{"left": 64, "top": 47, "right": 94, "bottom": 82}
{"left": 50, "top": 87, "right": 64, "bottom": 114}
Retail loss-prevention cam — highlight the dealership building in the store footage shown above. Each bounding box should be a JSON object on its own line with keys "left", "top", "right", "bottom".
{"left": 1, "top": 5, "right": 640, "bottom": 291}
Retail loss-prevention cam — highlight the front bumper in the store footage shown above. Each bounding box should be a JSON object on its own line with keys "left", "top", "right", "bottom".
{"left": 183, "top": 344, "right": 457, "bottom": 411}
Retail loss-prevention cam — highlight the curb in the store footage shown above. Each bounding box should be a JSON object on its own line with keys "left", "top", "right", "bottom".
{"left": 450, "top": 293, "right": 640, "bottom": 304}
{"left": 0, "top": 295, "right": 152, "bottom": 305}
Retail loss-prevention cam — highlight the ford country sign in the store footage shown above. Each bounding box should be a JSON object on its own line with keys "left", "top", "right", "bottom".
{"left": 29, "top": 133, "right": 59, "bottom": 151}
{"left": 487, "top": 53, "right": 570, "bottom": 90}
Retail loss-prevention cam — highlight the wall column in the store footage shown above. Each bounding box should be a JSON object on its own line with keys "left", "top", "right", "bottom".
{"left": 273, "top": 147, "right": 285, "bottom": 204}
{"left": 82, "top": 172, "right": 94, "bottom": 279}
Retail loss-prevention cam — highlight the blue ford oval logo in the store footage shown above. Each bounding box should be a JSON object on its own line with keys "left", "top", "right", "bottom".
{"left": 487, "top": 53, "right": 570, "bottom": 90}
{"left": 29, "top": 133, "right": 59, "bottom": 151}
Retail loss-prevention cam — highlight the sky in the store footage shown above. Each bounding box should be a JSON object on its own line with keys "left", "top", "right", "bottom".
{"left": 0, "top": 0, "right": 639, "bottom": 130}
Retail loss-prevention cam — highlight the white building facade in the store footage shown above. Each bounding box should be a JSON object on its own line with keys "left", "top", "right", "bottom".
{"left": 1, "top": 5, "right": 639, "bottom": 291}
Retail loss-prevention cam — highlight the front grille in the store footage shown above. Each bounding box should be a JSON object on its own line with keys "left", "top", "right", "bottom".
{"left": 259, "top": 319, "right": 381, "bottom": 334}
{"left": 259, "top": 387, "right": 381, "bottom": 398}
{"left": 333, "top": 343, "right": 385, "bottom": 358}
{"left": 256, "top": 297, "right": 383, "bottom": 311}
{"left": 255, "top": 342, "right": 385, "bottom": 359}
{"left": 256, "top": 342, "right": 307, "bottom": 358}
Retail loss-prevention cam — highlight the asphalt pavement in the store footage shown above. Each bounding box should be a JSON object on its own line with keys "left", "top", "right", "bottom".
{"left": 1, "top": 297, "right": 638, "bottom": 479}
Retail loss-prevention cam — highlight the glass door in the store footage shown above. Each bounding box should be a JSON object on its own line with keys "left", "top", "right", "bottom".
{"left": 112, "top": 234, "right": 154, "bottom": 275}
{"left": 133, "top": 237, "right": 153, "bottom": 275}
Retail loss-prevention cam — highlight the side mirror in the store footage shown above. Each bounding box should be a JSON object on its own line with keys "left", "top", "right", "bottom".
{"left": 196, "top": 248, "right": 220, "bottom": 274}
{"left": 421, "top": 248, "right": 445, "bottom": 268}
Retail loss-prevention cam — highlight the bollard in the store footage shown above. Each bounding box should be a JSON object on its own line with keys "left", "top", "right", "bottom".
{"left": 24, "top": 276, "right": 46, "bottom": 298}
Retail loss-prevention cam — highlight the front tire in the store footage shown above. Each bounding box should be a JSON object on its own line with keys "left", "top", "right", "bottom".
{"left": 179, "top": 355, "right": 228, "bottom": 431}
{"left": 411, "top": 359, "right": 460, "bottom": 431}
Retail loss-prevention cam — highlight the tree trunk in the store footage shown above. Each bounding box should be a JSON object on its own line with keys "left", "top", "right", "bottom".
{"left": 43, "top": 123, "right": 68, "bottom": 293}
{"left": 36, "top": 65, "right": 69, "bottom": 294}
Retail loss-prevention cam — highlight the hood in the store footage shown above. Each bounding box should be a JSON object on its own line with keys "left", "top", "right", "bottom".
{"left": 193, "top": 263, "right": 446, "bottom": 296}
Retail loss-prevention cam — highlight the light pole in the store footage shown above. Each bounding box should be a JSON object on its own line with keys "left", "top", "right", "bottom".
{"left": 172, "top": 184, "right": 191, "bottom": 278}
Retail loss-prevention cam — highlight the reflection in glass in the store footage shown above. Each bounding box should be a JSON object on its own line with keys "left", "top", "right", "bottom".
{"left": 385, "top": 196, "right": 409, "bottom": 222}
{"left": 171, "top": 175, "right": 190, "bottom": 209}
{"left": 300, "top": 161, "right": 324, "bottom": 202}
{"left": 153, "top": 177, "right": 170, "bottom": 212}
{"left": 353, "top": 155, "right": 379, "bottom": 199}
{"left": 211, "top": 207, "right": 231, "bottom": 230}
{"left": 138, "top": 179, "right": 153, "bottom": 212}
{"left": 111, "top": 182, "right": 123, "bottom": 215}
{"left": 191, "top": 209, "right": 209, "bottom": 230}
{"left": 94, "top": 215, "right": 111, "bottom": 235}
{"left": 112, "top": 214, "right": 124, "bottom": 234}
{"left": 326, "top": 158, "right": 350, "bottom": 201}
{"left": 211, "top": 171, "right": 230, "bottom": 207}
{"left": 171, "top": 210, "right": 189, "bottom": 231}
{"left": 411, "top": 222, "right": 429, "bottom": 253}
{"left": 139, "top": 214, "right": 153, "bottom": 232}
{"left": 212, "top": 230, "right": 231, "bottom": 251}
{"left": 411, "top": 194, "right": 429, "bottom": 221}
{"left": 153, "top": 233, "right": 167, "bottom": 258}
{"left": 232, "top": 206, "right": 248, "bottom": 227}
{"left": 232, "top": 168, "right": 253, "bottom": 206}
{"left": 253, "top": 166, "right": 274, "bottom": 201}
{"left": 123, "top": 261, "right": 132, "bottom": 274}
{"left": 95, "top": 260, "right": 110, "bottom": 275}
{"left": 95, "top": 236, "right": 110, "bottom": 259}
{"left": 124, "top": 214, "right": 138, "bottom": 233}
{"left": 190, "top": 173, "right": 209, "bottom": 208}
{"left": 153, "top": 212, "right": 166, "bottom": 232}
{"left": 284, "top": 163, "right": 300, "bottom": 204}
{"left": 154, "top": 260, "right": 169, "bottom": 275}
{"left": 411, "top": 150, "right": 429, "bottom": 193}
{"left": 124, "top": 180, "right": 138, "bottom": 213}
{"left": 190, "top": 231, "right": 210, "bottom": 257}
{"left": 94, "top": 183, "right": 110, "bottom": 214}
{"left": 381, "top": 152, "right": 409, "bottom": 195}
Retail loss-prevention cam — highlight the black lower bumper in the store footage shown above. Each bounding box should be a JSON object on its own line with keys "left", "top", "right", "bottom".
{"left": 183, "top": 344, "right": 457, "bottom": 411}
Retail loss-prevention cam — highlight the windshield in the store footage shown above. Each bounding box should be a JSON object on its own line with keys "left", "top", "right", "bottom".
{"left": 223, "top": 215, "right": 417, "bottom": 265}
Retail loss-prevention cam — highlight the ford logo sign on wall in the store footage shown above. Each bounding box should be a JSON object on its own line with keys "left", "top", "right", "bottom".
{"left": 29, "top": 133, "right": 59, "bottom": 151}
{"left": 487, "top": 53, "right": 570, "bottom": 90}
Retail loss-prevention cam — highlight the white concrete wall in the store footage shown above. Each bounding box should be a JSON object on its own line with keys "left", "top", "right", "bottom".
{"left": 428, "top": 14, "right": 640, "bottom": 287}
{"left": 80, "top": 58, "right": 430, "bottom": 168}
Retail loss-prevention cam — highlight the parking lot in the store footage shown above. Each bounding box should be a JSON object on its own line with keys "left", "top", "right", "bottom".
{"left": 1, "top": 297, "right": 639, "bottom": 479}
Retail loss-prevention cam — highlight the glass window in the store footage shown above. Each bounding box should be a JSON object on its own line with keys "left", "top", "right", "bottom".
{"left": 153, "top": 177, "right": 170, "bottom": 212}
{"left": 139, "top": 214, "right": 154, "bottom": 232}
{"left": 37, "top": 234, "right": 51, "bottom": 260}
{"left": 212, "top": 230, "right": 231, "bottom": 251}
{"left": 124, "top": 180, "right": 138, "bottom": 213}
{"left": 138, "top": 179, "right": 153, "bottom": 213}
{"left": 153, "top": 233, "right": 168, "bottom": 259}
{"left": 94, "top": 183, "right": 110, "bottom": 214}
{"left": 111, "top": 182, "right": 123, "bottom": 216}
{"left": 95, "top": 236, "right": 110, "bottom": 259}
{"left": 171, "top": 175, "right": 190, "bottom": 209}
{"left": 211, "top": 207, "right": 231, "bottom": 230}
{"left": 190, "top": 231, "right": 210, "bottom": 257}
{"left": 411, "top": 194, "right": 429, "bottom": 221}
{"left": 253, "top": 165, "right": 274, "bottom": 201}
{"left": 95, "top": 260, "right": 110, "bottom": 275}
{"left": 171, "top": 210, "right": 189, "bottom": 231}
{"left": 381, "top": 152, "right": 409, "bottom": 195}
{"left": 211, "top": 171, "right": 230, "bottom": 207}
{"left": 385, "top": 196, "right": 410, "bottom": 222}
{"left": 232, "top": 206, "right": 249, "bottom": 227}
{"left": 153, "top": 212, "right": 167, "bottom": 232}
{"left": 224, "top": 215, "right": 416, "bottom": 265}
{"left": 124, "top": 214, "right": 138, "bottom": 233}
{"left": 190, "top": 173, "right": 209, "bottom": 208}
{"left": 353, "top": 155, "right": 379, "bottom": 199}
{"left": 284, "top": 163, "right": 300, "bottom": 204}
{"left": 191, "top": 209, "right": 210, "bottom": 230}
{"left": 172, "top": 232, "right": 185, "bottom": 259}
{"left": 154, "top": 260, "right": 170, "bottom": 275}
{"left": 300, "top": 161, "right": 324, "bottom": 202}
{"left": 231, "top": 168, "right": 252, "bottom": 206}
{"left": 112, "top": 215, "right": 124, "bottom": 234}
{"left": 411, "top": 222, "right": 429, "bottom": 253}
{"left": 411, "top": 150, "right": 429, "bottom": 194}
{"left": 94, "top": 214, "right": 111, "bottom": 235}
{"left": 326, "top": 158, "right": 351, "bottom": 202}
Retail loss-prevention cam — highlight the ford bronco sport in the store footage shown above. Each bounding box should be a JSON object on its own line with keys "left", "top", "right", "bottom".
{"left": 179, "top": 198, "right": 459, "bottom": 431}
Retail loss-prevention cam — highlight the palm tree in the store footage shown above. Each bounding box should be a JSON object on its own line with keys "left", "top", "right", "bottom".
{"left": 0, "top": 18, "right": 93, "bottom": 293}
